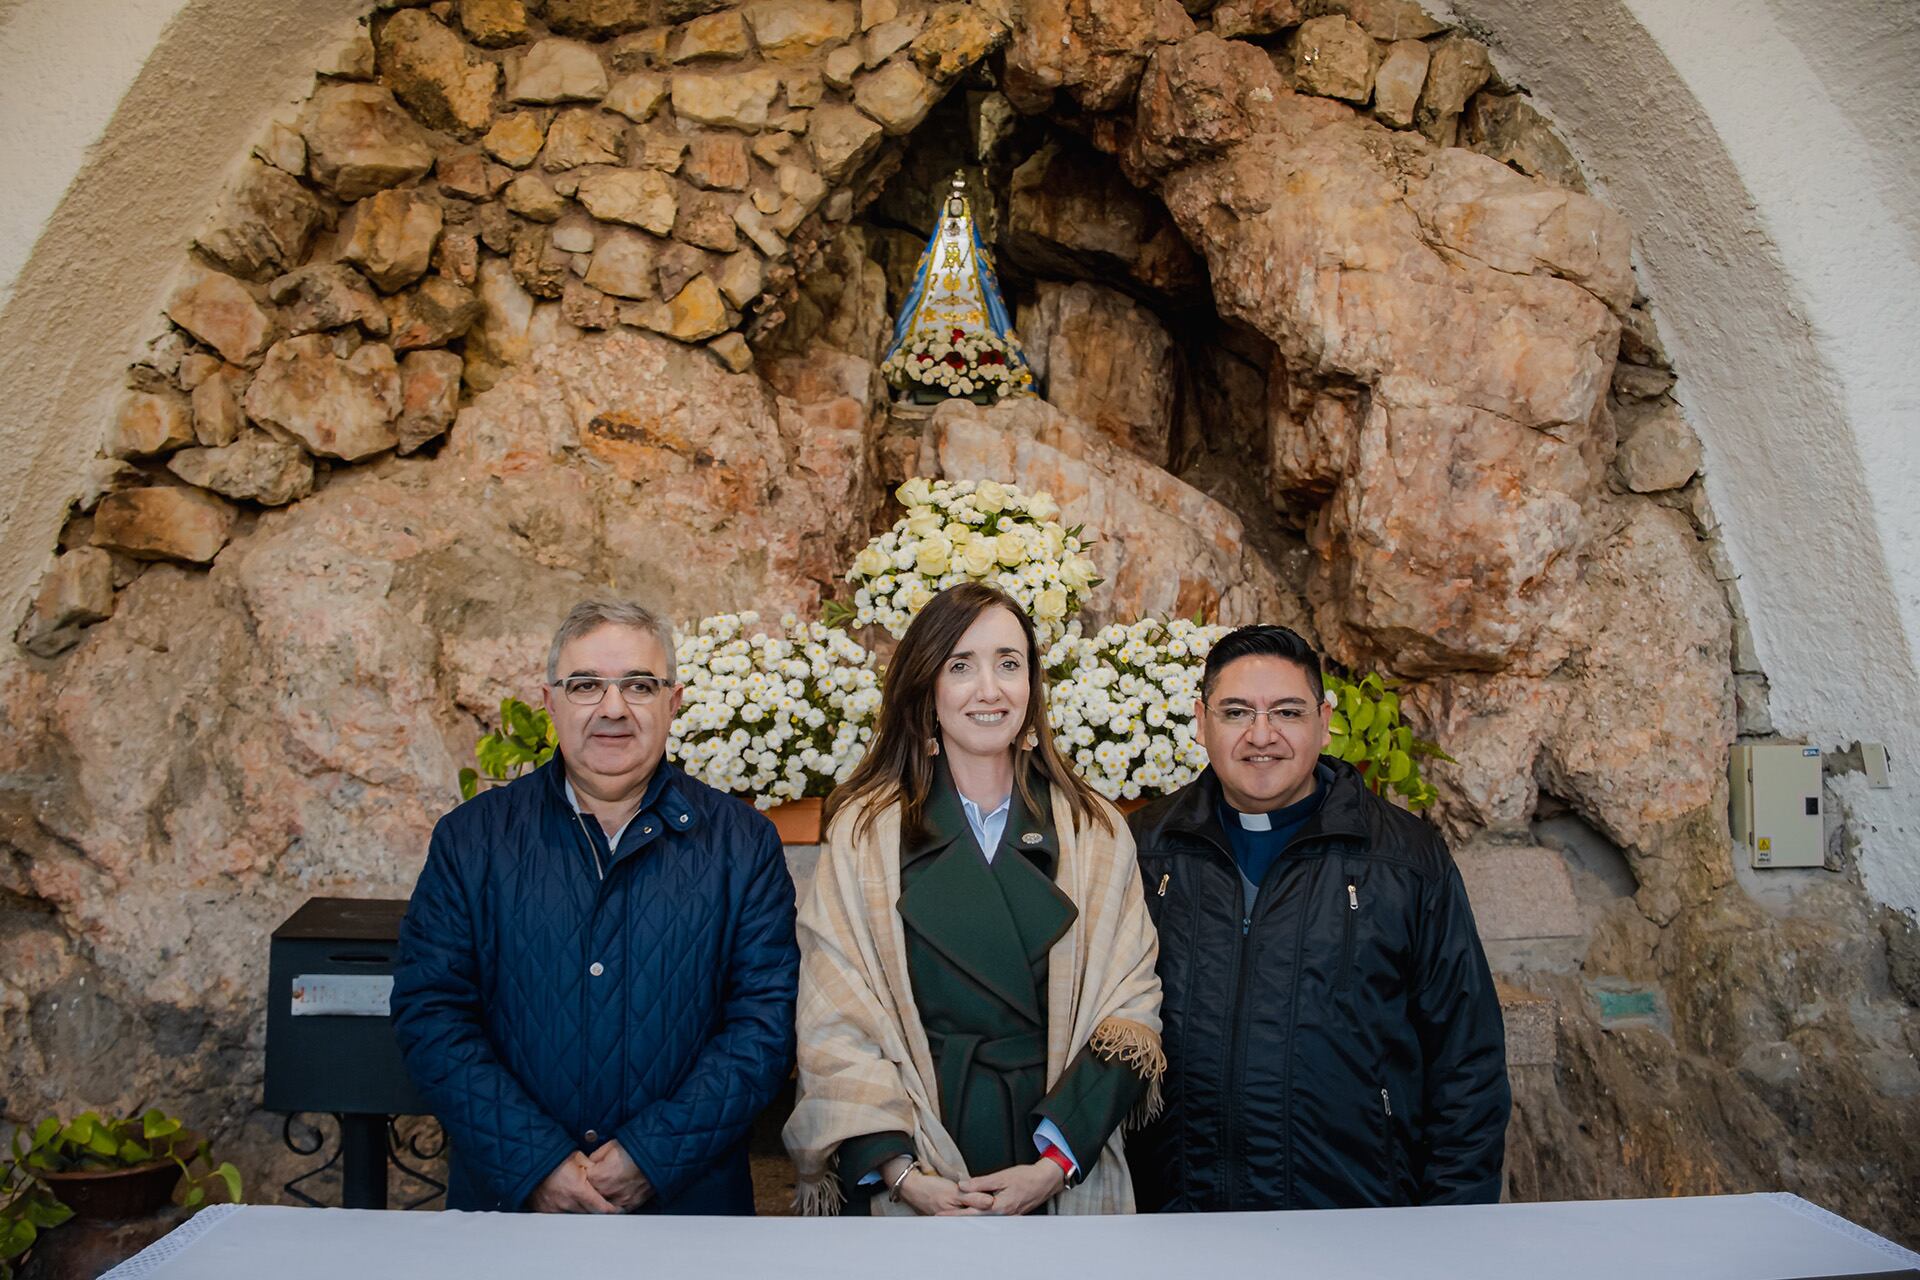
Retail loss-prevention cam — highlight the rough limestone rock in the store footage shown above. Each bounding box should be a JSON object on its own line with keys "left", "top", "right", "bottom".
{"left": 108, "top": 391, "right": 195, "bottom": 459}
{"left": 339, "top": 190, "right": 445, "bottom": 292}
{"left": 673, "top": 10, "right": 752, "bottom": 61}
{"left": 576, "top": 169, "right": 678, "bottom": 234}
{"left": 1290, "top": 16, "right": 1378, "bottom": 103}
{"left": 377, "top": 9, "right": 500, "bottom": 136}
{"left": 541, "top": 0, "right": 653, "bottom": 38}
{"left": 919, "top": 398, "right": 1302, "bottom": 629}
{"left": 640, "top": 274, "right": 730, "bottom": 341}
{"left": 1417, "top": 32, "right": 1492, "bottom": 142}
{"left": 243, "top": 336, "right": 403, "bottom": 461}
{"left": 542, "top": 107, "right": 628, "bottom": 170}
{"left": 1005, "top": 142, "right": 1201, "bottom": 298}
{"left": 1021, "top": 281, "right": 1177, "bottom": 465}
{"left": 385, "top": 276, "right": 482, "bottom": 350}
{"left": 1148, "top": 44, "right": 1630, "bottom": 671}
{"left": 863, "top": 15, "right": 926, "bottom": 68}
{"left": 90, "top": 487, "right": 238, "bottom": 563}
{"left": 1326, "top": 0, "right": 1444, "bottom": 40}
{"left": 852, "top": 60, "right": 940, "bottom": 135}
{"left": 1003, "top": 0, "right": 1192, "bottom": 114}
{"left": 396, "top": 350, "right": 464, "bottom": 453}
{"left": 166, "top": 268, "right": 274, "bottom": 366}
{"left": 1539, "top": 502, "right": 1734, "bottom": 920}
{"left": 909, "top": 4, "right": 1007, "bottom": 81}
{"left": 1204, "top": 0, "right": 1300, "bottom": 39}
{"left": 744, "top": 0, "right": 858, "bottom": 60}
{"left": 1616, "top": 402, "right": 1702, "bottom": 493}
{"left": 1463, "top": 93, "right": 1588, "bottom": 192}
{"left": 1371, "top": 38, "right": 1428, "bottom": 128}
{"left": 684, "top": 135, "right": 752, "bottom": 190}
{"left": 505, "top": 172, "right": 569, "bottom": 221}
{"left": 583, "top": 228, "right": 661, "bottom": 298}
{"left": 195, "top": 161, "right": 325, "bottom": 282}
{"left": 674, "top": 191, "right": 743, "bottom": 251}
{"left": 190, "top": 366, "right": 249, "bottom": 447}
{"left": 270, "top": 264, "right": 390, "bottom": 337}
{"left": 16, "top": 548, "right": 116, "bottom": 657}
{"left": 483, "top": 111, "right": 548, "bottom": 167}
{"left": 604, "top": 73, "right": 668, "bottom": 121}
{"left": 166, "top": 435, "right": 317, "bottom": 507}
{"left": 508, "top": 37, "right": 611, "bottom": 103}
{"left": 808, "top": 105, "right": 885, "bottom": 182}
{"left": 460, "top": 0, "right": 531, "bottom": 47}
{"left": 672, "top": 68, "right": 784, "bottom": 129}
{"left": 298, "top": 83, "right": 435, "bottom": 200}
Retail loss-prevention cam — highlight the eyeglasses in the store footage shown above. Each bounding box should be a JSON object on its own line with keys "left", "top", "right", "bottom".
{"left": 1202, "top": 701, "right": 1317, "bottom": 730}
{"left": 553, "top": 675, "right": 670, "bottom": 706}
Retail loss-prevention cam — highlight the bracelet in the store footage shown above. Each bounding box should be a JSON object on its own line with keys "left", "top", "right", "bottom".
{"left": 887, "top": 1157, "right": 920, "bottom": 1202}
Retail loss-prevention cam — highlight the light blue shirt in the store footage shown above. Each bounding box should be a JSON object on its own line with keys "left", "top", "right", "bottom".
{"left": 959, "top": 790, "right": 1013, "bottom": 863}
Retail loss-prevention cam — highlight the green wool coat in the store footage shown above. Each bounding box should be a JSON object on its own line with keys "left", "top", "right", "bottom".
{"left": 838, "top": 762, "right": 1147, "bottom": 1204}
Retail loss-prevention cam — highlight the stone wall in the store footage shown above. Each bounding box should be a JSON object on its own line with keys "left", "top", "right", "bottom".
{"left": 1, "top": 0, "right": 1914, "bottom": 1241}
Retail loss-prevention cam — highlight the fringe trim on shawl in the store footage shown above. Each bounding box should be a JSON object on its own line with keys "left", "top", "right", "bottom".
{"left": 1089, "top": 1016, "right": 1168, "bottom": 1129}
{"left": 794, "top": 1161, "right": 846, "bottom": 1217}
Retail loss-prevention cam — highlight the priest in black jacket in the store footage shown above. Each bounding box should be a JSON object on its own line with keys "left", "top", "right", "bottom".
{"left": 1128, "top": 624, "right": 1510, "bottom": 1211}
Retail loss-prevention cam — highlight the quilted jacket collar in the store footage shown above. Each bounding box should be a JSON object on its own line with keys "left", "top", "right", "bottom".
{"left": 540, "top": 753, "right": 698, "bottom": 863}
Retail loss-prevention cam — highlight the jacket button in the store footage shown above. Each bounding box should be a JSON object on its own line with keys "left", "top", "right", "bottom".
{"left": 584, "top": 1129, "right": 598, "bottom": 1145}
{"left": 589, "top": 962, "right": 604, "bottom": 977}
{"left": 642, "top": 824, "right": 653, "bottom": 835}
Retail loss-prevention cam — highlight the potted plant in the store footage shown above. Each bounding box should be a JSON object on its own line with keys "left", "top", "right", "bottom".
{"left": 2, "top": 1109, "right": 241, "bottom": 1279}
{"left": 458, "top": 698, "right": 557, "bottom": 800}
{"left": 668, "top": 612, "right": 881, "bottom": 844}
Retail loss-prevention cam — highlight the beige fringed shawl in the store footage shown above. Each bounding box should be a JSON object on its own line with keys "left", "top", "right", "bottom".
{"left": 783, "top": 786, "right": 1164, "bottom": 1216}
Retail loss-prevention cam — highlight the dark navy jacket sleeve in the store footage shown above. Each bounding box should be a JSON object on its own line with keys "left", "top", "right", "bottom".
{"left": 615, "top": 811, "right": 798, "bottom": 1202}
{"left": 1408, "top": 845, "right": 1511, "bottom": 1204}
{"left": 391, "top": 815, "right": 577, "bottom": 1211}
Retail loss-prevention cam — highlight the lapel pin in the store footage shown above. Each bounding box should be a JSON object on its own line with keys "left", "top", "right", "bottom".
{"left": 1021, "top": 832, "right": 1043, "bottom": 845}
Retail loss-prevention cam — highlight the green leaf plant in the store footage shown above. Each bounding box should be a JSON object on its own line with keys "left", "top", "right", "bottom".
{"left": 2, "top": 1108, "right": 242, "bottom": 1278}
{"left": 1322, "top": 670, "right": 1452, "bottom": 810}
{"left": 458, "top": 697, "right": 558, "bottom": 801}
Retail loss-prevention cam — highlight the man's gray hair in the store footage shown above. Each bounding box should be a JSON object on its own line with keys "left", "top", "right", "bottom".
{"left": 546, "top": 598, "right": 678, "bottom": 683}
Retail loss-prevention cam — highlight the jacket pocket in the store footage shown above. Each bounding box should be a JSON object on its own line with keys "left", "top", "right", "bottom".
{"left": 1376, "top": 1084, "right": 1408, "bottom": 1203}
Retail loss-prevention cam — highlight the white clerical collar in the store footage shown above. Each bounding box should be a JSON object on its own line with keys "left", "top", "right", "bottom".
{"left": 1234, "top": 809, "right": 1274, "bottom": 832}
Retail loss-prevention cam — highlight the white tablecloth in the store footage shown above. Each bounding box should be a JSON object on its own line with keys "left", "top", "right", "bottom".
{"left": 104, "top": 1193, "right": 1918, "bottom": 1280}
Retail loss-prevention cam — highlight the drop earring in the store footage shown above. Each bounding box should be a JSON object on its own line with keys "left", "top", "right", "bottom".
{"left": 1022, "top": 731, "right": 1039, "bottom": 751}
{"left": 926, "top": 736, "right": 941, "bottom": 757}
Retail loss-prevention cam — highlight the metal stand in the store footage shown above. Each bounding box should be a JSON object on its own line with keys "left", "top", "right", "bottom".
{"left": 339, "top": 1114, "right": 389, "bottom": 1209}
{"left": 281, "top": 1113, "right": 445, "bottom": 1210}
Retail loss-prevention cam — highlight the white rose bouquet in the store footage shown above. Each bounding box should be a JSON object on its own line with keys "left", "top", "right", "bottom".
{"left": 668, "top": 612, "right": 881, "bottom": 808}
{"left": 1045, "top": 618, "right": 1223, "bottom": 801}
{"left": 880, "top": 327, "right": 1034, "bottom": 400}
{"left": 839, "top": 477, "right": 1103, "bottom": 643}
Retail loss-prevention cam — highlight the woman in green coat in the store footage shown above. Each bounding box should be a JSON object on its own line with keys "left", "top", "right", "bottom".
{"left": 785, "top": 583, "right": 1165, "bottom": 1216}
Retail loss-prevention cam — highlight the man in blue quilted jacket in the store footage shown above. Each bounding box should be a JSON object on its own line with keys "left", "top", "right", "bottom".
{"left": 392, "top": 598, "right": 799, "bottom": 1214}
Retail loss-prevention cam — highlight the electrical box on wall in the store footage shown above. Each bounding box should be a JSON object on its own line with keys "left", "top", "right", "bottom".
{"left": 1730, "top": 744, "right": 1824, "bottom": 869}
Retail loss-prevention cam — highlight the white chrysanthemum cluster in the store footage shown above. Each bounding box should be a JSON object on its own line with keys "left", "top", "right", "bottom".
{"left": 880, "top": 330, "right": 1034, "bottom": 398}
{"left": 667, "top": 612, "right": 881, "bottom": 808}
{"left": 1046, "top": 618, "right": 1231, "bottom": 802}
{"left": 847, "top": 477, "right": 1102, "bottom": 643}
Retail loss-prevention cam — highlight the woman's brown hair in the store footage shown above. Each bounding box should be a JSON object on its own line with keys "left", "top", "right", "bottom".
{"left": 825, "top": 582, "right": 1112, "bottom": 843}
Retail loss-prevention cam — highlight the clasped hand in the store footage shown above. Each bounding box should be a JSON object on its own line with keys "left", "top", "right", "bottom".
{"left": 890, "top": 1156, "right": 1065, "bottom": 1216}
{"left": 528, "top": 1141, "right": 653, "bottom": 1213}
